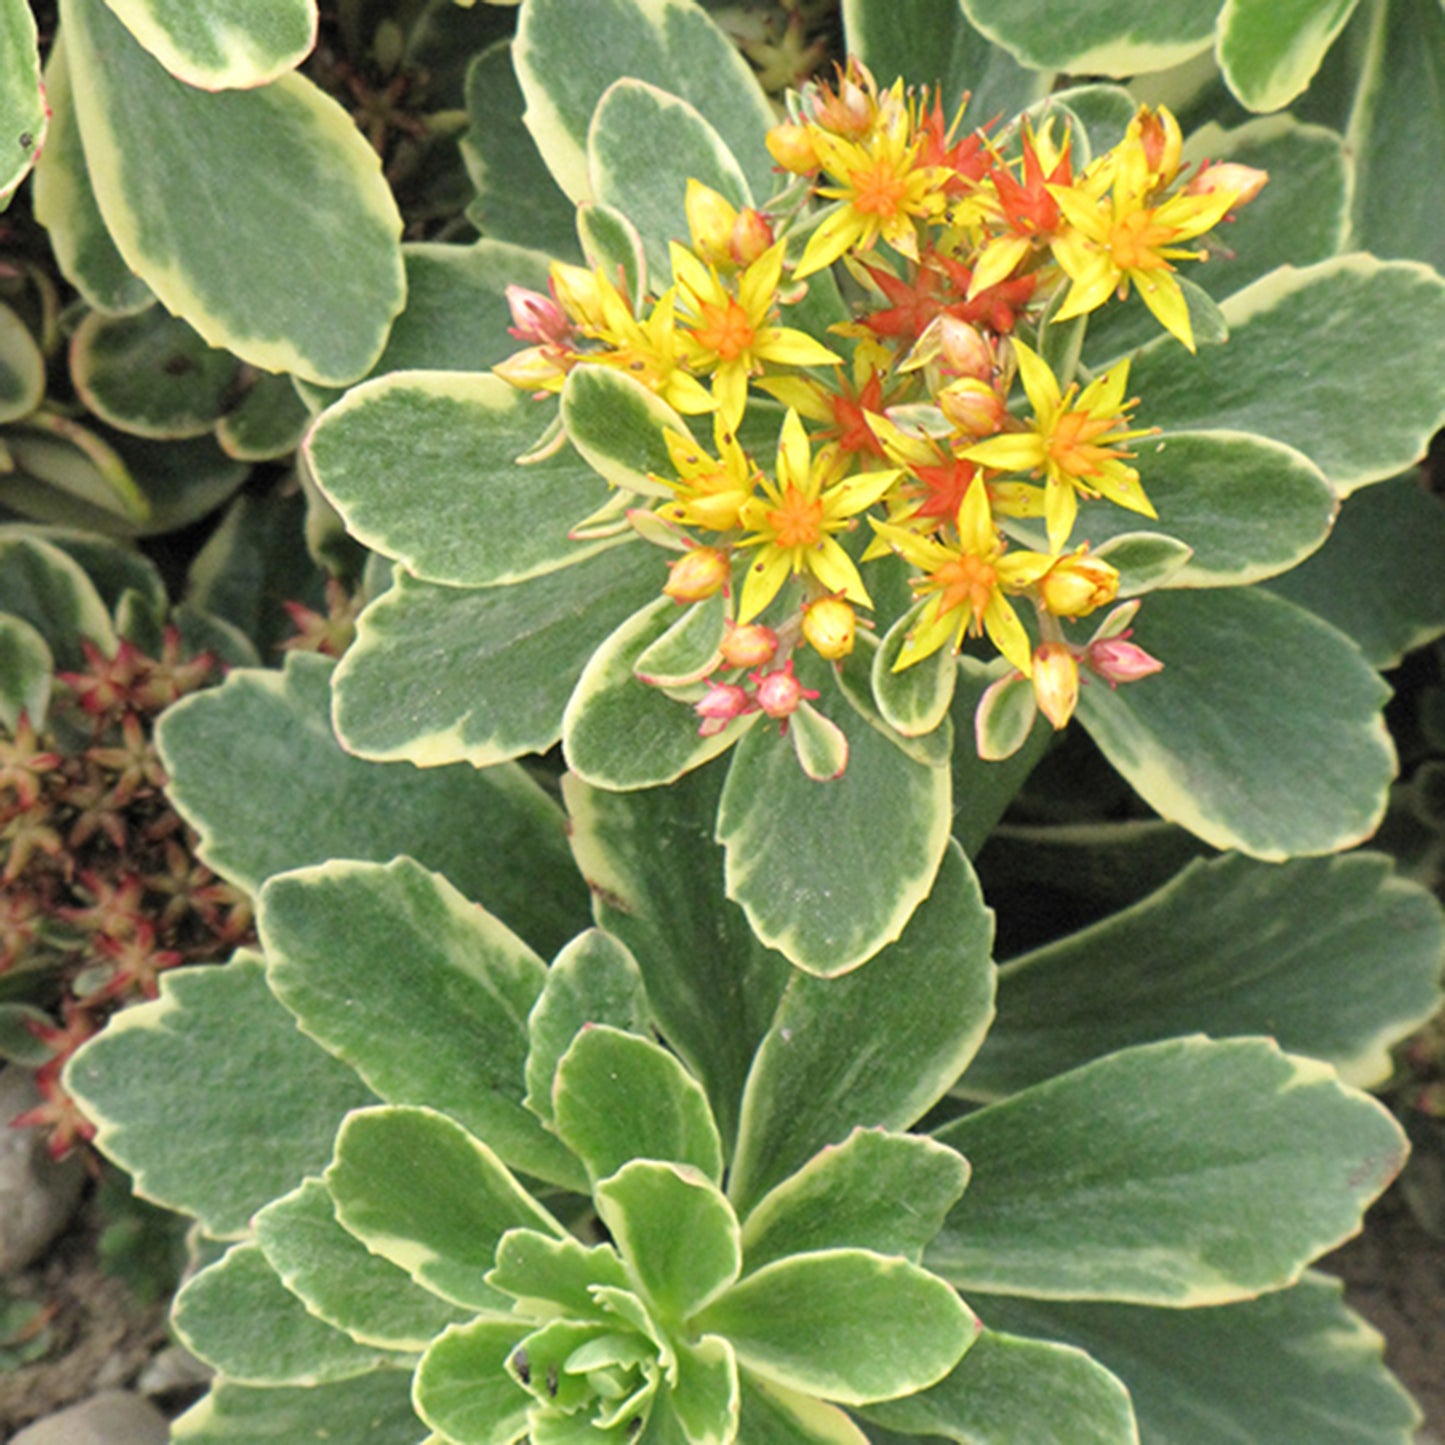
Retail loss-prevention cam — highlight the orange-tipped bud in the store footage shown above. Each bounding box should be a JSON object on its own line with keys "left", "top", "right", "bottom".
{"left": 730, "top": 208, "right": 775, "bottom": 268}
{"left": 802, "top": 596, "right": 856, "bottom": 660}
{"left": 1134, "top": 105, "right": 1182, "bottom": 185}
{"left": 767, "top": 121, "right": 819, "bottom": 173}
{"left": 1185, "top": 161, "right": 1269, "bottom": 209}
{"left": 937, "top": 317, "right": 993, "bottom": 381}
{"left": 686, "top": 180, "right": 741, "bottom": 267}
{"left": 663, "top": 547, "right": 730, "bottom": 603}
{"left": 938, "top": 377, "right": 1009, "bottom": 438}
{"left": 1037, "top": 551, "right": 1119, "bottom": 618}
{"left": 719, "top": 621, "right": 778, "bottom": 670}
{"left": 1031, "top": 642, "right": 1079, "bottom": 730}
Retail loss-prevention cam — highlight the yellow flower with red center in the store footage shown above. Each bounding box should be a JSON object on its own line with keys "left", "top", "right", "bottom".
{"left": 735, "top": 410, "right": 899, "bottom": 622}
{"left": 871, "top": 480, "right": 1053, "bottom": 674}
{"left": 671, "top": 240, "right": 841, "bottom": 426}
{"left": 962, "top": 340, "right": 1156, "bottom": 552}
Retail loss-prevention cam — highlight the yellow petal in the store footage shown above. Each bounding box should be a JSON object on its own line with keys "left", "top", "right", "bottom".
{"left": 737, "top": 547, "right": 792, "bottom": 622}
{"left": 1044, "top": 476, "right": 1079, "bottom": 552}
{"left": 983, "top": 594, "right": 1033, "bottom": 675}
{"left": 1134, "top": 270, "right": 1195, "bottom": 351}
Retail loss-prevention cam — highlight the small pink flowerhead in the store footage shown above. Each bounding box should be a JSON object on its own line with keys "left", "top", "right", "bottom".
{"left": 1031, "top": 642, "right": 1080, "bottom": 730}
{"left": 504, "top": 285, "right": 572, "bottom": 347}
{"left": 695, "top": 681, "right": 756, "bottom": 736}
{"left": 1185, "top": 161, "right": 1269, "bottom": 209}
{"left": 719, "top": 621, "right": 779, "bottom": 670}
{"left": 730, "top": 208, "right": 776, "bottom": 268}
{"left": 802, "top": 596, "right": 856, "bottom": 661}
{"left": 663, "top": 547, "right": 731, "bottom": 604}
{"left": 1086, "top": 633, "right": 1164, "bottom": 687}
{"left": 752, "top": 661, "right": 820, "bottom": 720}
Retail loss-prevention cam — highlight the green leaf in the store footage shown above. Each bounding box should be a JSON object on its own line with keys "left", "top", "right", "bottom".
{"left": 333, "top": 548, "right": 659, "bottom": 769}
{"left": 858, "top": 1329, "right": 1136, "bottom": 1445}
{"left": 842, "top": 0, "right": 1050, "bottom": 129}
{"left": 590, "top": 78, "right": 751, "bottom": 285}
{"left": 61, "top": 0, "right": 403, "bottom": 385}
{"left": 929, "top": 1036, "right": 1407, "bottom": 1305}
{"left": 579, "top": 202, "right": 649, "bottom": 309}
{"left": 562, "top": 364, "right": 689, "bottom": 500}
{"left": 696, "top": 1250, "right": 978, "bottom": 1407}
{"left": 1346, "top": 0, "right": 1445, "bottom": 275}
{"left": 525, "top": 930, "right": 651, "bottom": 1125}
{"left": 414, "top": 1317, "right": 532, "bottom": 1445}
{"left": 563, "top": 595, "right": 746, "bottom": 789}
{"left": 950, "top": 665, "right": 1051, "bottom": 854}
{"left": 789, "top": 700, "right": 850, "bottom": 782}
{"left": 728, "top": 843, "right": 995, "bottom": 1214}
{"left": 1126, "top": 257, "right": 1445, "bottom": 496}
{"left": 635, "top": 592, "right": 728, "bottom": 688}
{"left": 738, "top": 1377, "right": 869, "bottom": 1444}
{"left": 254, "top": 1179, "right": 471, "bottom": 1352}
{"left": 171, "top": 1369, "right": 420, "bottom": 1444}
{"left": 958, "top": 0, "right": 1219, "bottom": 73}
{"left": 0, "top": 533, "right": 114, "bottom": 669}
{"left": 157, "top": 652, "right": 591, "bottom": 958}
{"left": 31, "top": 38, "right": 152, "bottom": 315}
{"left": 0, "top": 0, "right": 44, "bottom": 202}
{"left": 553, "top": 1024, "right": 724, "bottom": 1184}
{"left": 964, "top": 851, "right": 1445, "bottom": 1098}
{"left": 716, "top": 668, "right": 952, "bottom": 976}
{"left": 306, "top": 371, "right": 613, "bottom": 586}
{"left": 1266, "top": 470, "right": 1445, "bottom": 667}
{"left": 873, "top": 606, "right": 957, "bottom": 738}
{"left": 326, "top": 1105, "right": 559, "bottom": 1311}
{"left": 100, "top": 0, "right": 317, "bottom": 89}
{"left": 0, "top": 613, "right": 52, "bottom": 731}
{"left": 174, "top": 1242, "right": 401, "bottom": 1385}
{"left": 595, "top": 1160, "right": 741, "bottom": 1321}
{"left": 1077, "top": 588, "right": 1394, "bottom": 859}
{"left": 0, "top": 415, "right": 150, "bottom": 529}
{"left": 672, "top": 1335, "right": 740, "bottom": 1445}
{"left": 63, "top": 955, "right": 377, "bottom": 1237}
{"left": 1092, "top": 532, "right": 1193, "bottom": 595}
{"left": 214, "top": 371, "right": 310, "bottom": 461}
{"left": 0, "top": 302, "right": 43, "bottom": 425}
{"left": 70, "top": 305, "right": 240, "bottom": 439}
{"left": 978, "top": 1273, "right": 1420, "bottom": 1445}
{"left": 1217, "top": 0, "right": 1361, "bottom": 111}
{"left": 513, "top": 0, "right": 775, "bottom": 204}
{"left": 9, "top": 525, "right": 165, "bottom": 615}
{"left": 487, "top": 1227, "right": 628, "bottom": 1319}
{"left": 462, "top": 41, "right": 581, "bottom": 261}
{"left": 741, "top": 1130, "right": 970, "bottom": 1275}
{"left": 562, "top": 764, "right": 792, "bottom": 1157}
{"left": 259, "top": 858, "right": 585, "bottom": 1192}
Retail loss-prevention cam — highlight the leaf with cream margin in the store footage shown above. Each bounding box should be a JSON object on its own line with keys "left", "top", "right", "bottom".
{"left": 1217, "top": 0, "right": 1361, "bottom": 113}
{"left": 170, "top": 1368, "right": 420, "bottom": 1444}
{"left": 0, "top": 614, "right": 52, "bottom": 732}
{"left": 61, "top": 0, "right": 403, "bottom": 386}
{"left": 930, "top": 1036, "right": 1407, "bottom": 1305}
{"left": 0, "top": 0, "right": 45, "bottom": 203}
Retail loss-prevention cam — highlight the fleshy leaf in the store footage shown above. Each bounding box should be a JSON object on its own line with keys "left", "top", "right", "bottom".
{"left": 326, "top": 1105, "right": 560, "bottom": 1311}
{"left": 259, "top": 858, "right": 585, "bottom": 1192}
{"left": 978, "top": 1273, "right": 1420, "bottom": 1445}
{"left": 562, "top": 764, "right": 792, "bottom": 1157}
{"left": 174, "top": 1242, "right": 402, "bottom": 1386}
{"left": 0, "top": 303, "right": 43, "bottom": 426}
{"left": 524, "top": 929, "right": 651, "bottom": 1125}
{"left": 858, "top": 1329, "right": 1136, "bottom": 1445}
{"left": 487, "top": 1227, "right": 628, "bottom": 1320}
{"left": 513, "top": 0, "right": 775, "bottom": 204}
{"left": 562, "top": 364, "right": 689, "bottom": 500}
{"left": 0, "top": 613, "right": 52, "bottom": 732}
{"left": 1126, "top": 257, "right": 1445, "bottom": 496}
{"left": 1076, "top": 588, "right": 1394, "bottom": 859}
{"left": 414, "top": 1317, "right": 533, "bottom": 1445}
{"left": 62, "top": 0, "right": 403, "bottom": 386}
{"left": 738, "top": 1376, "right": 869, "bottom": 1444}
{"left": 695, "top": 1249, "right": 978, "bottom": 1407}
{"left": 306, "top": 371, "right": 613, "bottom": 586}
{"left": 728, "top": 843, "right": 995, "bottom": 1214}
{"left": 170, "top": 1368, "right": 419, "bottom": 1445}
{"left": 873, "top": 605, "right": 958, "bottom": 738}
{"left": 741, "top": 1129, "right": 970, "bottom": 1275}
{"left": 716, "top": 666, "right": 952, "bottom": 976}
{"left": 635, "top": 592, "right": 728, "bottom": 688}
{"left": 0, "top": 0, "right": 44, "bottom": 202}
{"left": 553, "top": 1024, "right": 724, "bottom": 1185}
{"left": 99, "top": 0, "right": 318, "bottom": 89}
{"left": 930, "top": 1036, "right": 1407, "bottom": 1305}
{"left": 63, "top": 955, "right": 377, "bottom": 1238}
{"left": 1216, "top": 0, "right": 1361, "bottom": 112}
{"left": 595, "top": 1160, "right": 741, "bottom": 1321}
{"left": 157, "top": 652, "right": 591, "bottom": 958}
{"left": 964, "top": 852, "right": 1445, "bottom": 1098}
{"left": 254, "top": 1179, "right": 471, "bottom": 1352}
{"left": 0, "top": 533, "right": 115, "bottom": 669}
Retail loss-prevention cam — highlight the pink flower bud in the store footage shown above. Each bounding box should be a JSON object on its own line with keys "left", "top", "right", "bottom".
{"left": 663, "top": 547, "right": 730, "bottom": 604}
{"left": 1031, "top": 642, "right": 1079, "bottom": 730}
{"left": 937, "top": 316, "right": 993, "bottom": 381}
{"left": 1086, "top": 634, "right": 1164, "bottom": 686}
{"left": 802, "top": 596, "right": 856, "bottom": 660}
{"left": 505, "top": 285, "right": 572, "bottom": 347}
{"left": 1185, "top": 161, "right": 1269, "bottom": 208}
{"left": 729, "top": 209, "right": 775, "bottom": 268}
{"left": 695, "top": 681, "right": 757, "bottom": 735}
{"left": 719, "top": 622, "right": 778, "bottom": 670}
{"left": 752, "top": 661, "right": 820, "bottom": 720}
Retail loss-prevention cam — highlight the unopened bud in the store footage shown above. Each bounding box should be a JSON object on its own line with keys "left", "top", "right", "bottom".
{"left": 695, "top": 681, "right": 757, "bottom": 735}
{"left": 549, "top": 264, "right": 608, "bottom": 330}
{"left": 752, "top": 661, "right": 819, "bottom": 719}
{"left": 937, "top": 317, "right": 993, "bottom": 381}
{"left": 938, "top": 378, "right": 1008, "bottom": 438}
{"left": 1185, "top": 161, "right": 1269, "bottom": 209}
{"left": 663, "top": 547, "right": 731, "bottom": 603}
{"left": 730, "top": 209, "right": 775, "bottom": 268}
{"left": 505, "top": 285, "right": 572, "bottom": 347}
{"left": 766, "top": 121, "right": 819, "bottom": 173}
{"left": 719, "top": 621, "right": 778, "bottom": 670}
{"left": 686, "top": 180, "right": 740, "bottom": 267}
{"left": 1087, "top": 634, "right": 1164, "bottom": 687}
{"left": 492, "top": 346, "right": 566, "bottom": 393}
{"left": 1031, "top": 642, "right": 1079, "bottom": 730}
{"left": 1037, "top": 550, "right": 1119, "bottom": 618}
{"left": 1134, "top": 105, "right": 1182, "bottom": 184}
{"left": 802, "top": 596, "right": 856, "bottom": 660}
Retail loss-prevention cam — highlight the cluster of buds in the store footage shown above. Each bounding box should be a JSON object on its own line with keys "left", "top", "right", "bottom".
{"left": 0, "top": 630, "right": 251, "bottom": 1158}
{"left": 493, "top": 57, "right": 1266, "bottom": 770}
{"left": 691, "top": 620, "right": 823, "bottom": 736}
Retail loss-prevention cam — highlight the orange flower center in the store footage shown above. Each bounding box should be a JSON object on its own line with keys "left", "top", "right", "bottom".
{"left": 692, "top": 299, "right": 756, "bottom": 361}
{"left": 1046, "top": 408, "right": 1117, "bottom": 479}
{"left": 933, "top": 553, "right": 996, "bottom": 624}
{"left": 850, "top": 157, "right": 909, "bottom": 217}
{"left": 767, "top": 487, "right": 825, "bottom": 548}
{"left": 1104, "top": 208, "right": 1172, "bottom": 271}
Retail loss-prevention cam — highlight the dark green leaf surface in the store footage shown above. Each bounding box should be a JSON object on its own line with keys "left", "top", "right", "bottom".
{"left": 958, "top": 0, "right": 1220, "bottom": 73}
{"left": 170, "top": 1369, "right": 419, "bottom": 1444}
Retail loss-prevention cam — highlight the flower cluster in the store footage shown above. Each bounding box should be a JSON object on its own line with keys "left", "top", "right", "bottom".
{"left": 495, "top": 60, "right": 1264, "bottom": 758}
{"left": 0, "top": 632, "right": 251, "bottom": 1157}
